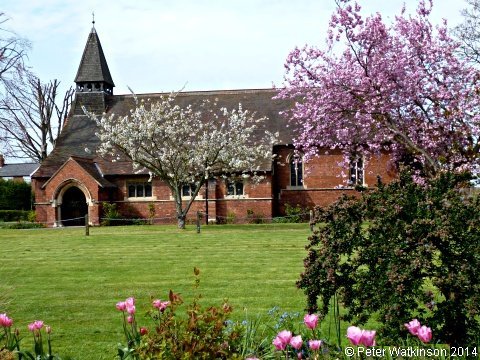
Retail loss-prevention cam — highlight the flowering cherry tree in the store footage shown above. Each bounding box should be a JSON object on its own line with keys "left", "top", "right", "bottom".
{"left": 87, "top": 92, "right": 275, "bottom": 228}
{"left": 279, "top": 0, "right": 480, "bottom": 178}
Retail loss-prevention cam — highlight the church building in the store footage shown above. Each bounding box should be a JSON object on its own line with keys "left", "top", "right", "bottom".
{"left": 32, "top": 26, "right": 394, "bottom": 226}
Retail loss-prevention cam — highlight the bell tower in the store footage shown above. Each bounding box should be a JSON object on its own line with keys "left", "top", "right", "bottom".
{"left": 75, "top": 18, "right": 114, "bottom": 94}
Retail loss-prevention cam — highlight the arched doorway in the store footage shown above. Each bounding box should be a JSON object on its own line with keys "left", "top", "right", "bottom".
{"left": 61, "top": 186, "right": 88, "bottom": 226}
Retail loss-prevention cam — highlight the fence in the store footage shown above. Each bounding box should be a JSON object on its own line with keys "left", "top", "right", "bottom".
{"left": 1, "top": 210, "right": 315, "bottom": 234}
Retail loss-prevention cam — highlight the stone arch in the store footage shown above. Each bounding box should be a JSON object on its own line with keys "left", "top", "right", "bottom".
{"left": 53, "top": 179, "right": 93, "bottom": 227}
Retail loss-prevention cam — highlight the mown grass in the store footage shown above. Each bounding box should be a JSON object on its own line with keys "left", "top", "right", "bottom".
{"left": 0, "top": 223, "right": 311, "bottom": 359}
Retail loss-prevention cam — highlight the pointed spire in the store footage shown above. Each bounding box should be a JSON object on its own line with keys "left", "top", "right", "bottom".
{"left": 74, "top": 21, "right": 115, "bottom": 94}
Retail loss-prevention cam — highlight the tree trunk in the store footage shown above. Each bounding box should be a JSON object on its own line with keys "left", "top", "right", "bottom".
{"left": 177, "top": 215, "right": 186, "bottom": 229}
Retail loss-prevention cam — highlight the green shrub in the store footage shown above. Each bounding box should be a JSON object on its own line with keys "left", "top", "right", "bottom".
{"left": 0, "top": 210, "right": 30, "bottom": 221}
{"left": 117, "top": 268, "right": 244, "bottom": 360}
{"left": 297, "top": 170, "right": 480, "bottom": 347}
{"left": 100, "top": 202, "right": 122, "bottom": 226}
{"left": 0, "top": 179, "right": 32, "bottom": 210}
{"left": 3, "top": 222, "right": 44, "bottom": 229}
{"left": 246, "top": 209, "right": 265, "bottom": 224}
{"left": 273, "top": 203, "right": 308, "bottom": 223}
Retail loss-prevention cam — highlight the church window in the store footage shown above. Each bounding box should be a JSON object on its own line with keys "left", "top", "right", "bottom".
{"left": 289, "top": 154, "right": 304, "bottom": 187}
{"left": 127, "top": 182, "right": 152, "bottom": 198}
{"left": 349, "top": 158, "right": 364, "bottom": 186}
{"left": 226, "top": 180, "right": 244, "bottom": 196}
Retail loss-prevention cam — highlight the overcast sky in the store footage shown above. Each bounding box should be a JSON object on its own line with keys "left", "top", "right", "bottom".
{"left": 1, "top": 0, "right": 468, "bottom": 96}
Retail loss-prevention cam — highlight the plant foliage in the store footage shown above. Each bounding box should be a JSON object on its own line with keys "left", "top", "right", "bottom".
{"left": 297, "top": 170, "right": 480, "bottom": 346}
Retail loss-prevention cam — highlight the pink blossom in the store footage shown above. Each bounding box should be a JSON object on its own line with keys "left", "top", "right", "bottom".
{"left": 309, "top": 339, "right": 322, "bottom": 350}
{"left": 28, "top": 320, "right": 43, "bottom": 332}
{"left": 125, "top": 297, "right": 135, "bottom": 307}
{"left": 290, "top": 335, "right": 303, "bottom": 350}
{"left": 360, "top": 330, "right": 376, "bottom": 347}
{"left": 272, "top": 336, "right": 286, "bottom": 350}
{"left": 278, "top": 0, "right": 480, "bottom": 177}
{"left": 126, "top": 305, "right": 136, "bottom": 315}
{"left": 404, "top": 319, "right": 421, "bottom": 335}
{"left": 116, "top": 301, "right": 126, "bottom": 311}
{"left": 417, "top": 325, "right": 432, "bottom": 343}
{"left": 347, "top": 326, "right": 363, "bottom": 345}
{"left": 139, "top": 327, "right": 148, "bottom": 336}
{"left": 127, "top": 315, "right": 134, "bottom": 324}
{"left": 276, "top": 330, "right": 293, "bottom": 346}
{"left": 153, "top": 300, "right": 170, "bottom": 311}
{"left": 0, "top": 313, "right": 13, "bottom": 328}
{"left": 304, "top": 313, "right": 319, "bottom": 330}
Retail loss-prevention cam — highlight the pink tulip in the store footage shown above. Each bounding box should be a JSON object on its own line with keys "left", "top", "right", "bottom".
{"left": 139, "top": 327, "right": 148, "bottom": 336}
{"left": 309, "top": 339, "right": 322, "bottom": 350}
{"left": 272, "top": 336, "right": 286, "bottom": 350}
{"left": 0, "top": 313, "right": 13, "bottom": 328}
{"left": 360, "top": 330, "right": 376, "bottom": 347}
{"left": 28, "top": 321, "right": 43, "bottom": 332}
{"left": 404, "top": 319, "right": 421, "bottom": 336}
{"left": 126, "top": 305, "right": 136, "bottom": 315}
{"left": 304, "top": 313, "right": 319, "bottom": 330}
{"left": 290, "top": 335, "right": 303, "bottom": 350}
{"left": 116, "top": 301, "right": 126, "bottom": 311}
{"left": 125, "top": 297, "right": 135, "bottom": 307}
{"left": 127, "top": 315, "right": 133, "bottom": 324}
{"left": 417, "top": 325, "right": 432, "bottom": 343}
{"left": 277, "top": 330, "right": 292, "bottom": 346}
{"left": 347, "top": 326, "right": 363, "bottom": 345}
{"left": 153, "top": 300, "right": 170, "bottom": 311}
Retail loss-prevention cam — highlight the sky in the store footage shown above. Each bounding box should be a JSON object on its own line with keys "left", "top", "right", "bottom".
{"left": 1, "top": 0, "right": 468, "bottom": 97}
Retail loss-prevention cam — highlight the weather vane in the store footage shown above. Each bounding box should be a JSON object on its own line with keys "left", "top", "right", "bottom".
{"left": 92, "top": 12, "right": 95, "bottom": 26}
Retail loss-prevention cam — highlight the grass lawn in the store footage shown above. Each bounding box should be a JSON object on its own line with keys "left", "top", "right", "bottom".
{"left": 0, "top": 223, "right": 311, "bottom": 359}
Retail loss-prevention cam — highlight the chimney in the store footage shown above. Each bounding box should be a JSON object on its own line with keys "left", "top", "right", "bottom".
{"left": 0, "top": 154, "right": 4, "bottom": 168}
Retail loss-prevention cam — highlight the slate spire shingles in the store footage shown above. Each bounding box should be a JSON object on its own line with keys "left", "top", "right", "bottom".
{"left": 74, "top": 25, "right": 115, "bottom": 90}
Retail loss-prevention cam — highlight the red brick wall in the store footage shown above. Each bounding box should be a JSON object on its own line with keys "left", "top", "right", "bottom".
{"left": 34, "top": 159, "right": 103, "bottom": 226}
{"left": 273, "top": 146, "right": 396, "bottom": 215}
{"left": 34, "top": 148, "right": 395, "bottom": 226}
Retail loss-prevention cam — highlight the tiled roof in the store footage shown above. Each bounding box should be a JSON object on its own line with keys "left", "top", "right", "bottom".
{"left": 0, "top": 163, "right": 39, "bottom": 177}
{"left": 33, "top": 88, "right": 295, "bottom": 178}
{"left": 74, "top": 27, "right": 114, "bottom": 87}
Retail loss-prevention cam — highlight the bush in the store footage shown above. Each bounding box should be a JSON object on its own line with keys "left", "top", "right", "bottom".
{"left": 116, "top": 268, "right": 244, "bottom": 360}
{"left": 297, "top": 170, "right": 480, "bottom": 346}
{"left": 0, "top": 210, "right": 30, "bottom": 222}
{"left": 246, "top": 209, "right": 265, "bottom": 224}
{"left": 0, "top": 179, "right": 32, "bottom": 210}
{"left": 2, "top": 222, "right": 45, "bottom": 229}
{"left": 273, "top": 203, "right": 308, "bottom": 223}
{"left": 100, "top": 202, "right": 123, "bottom": 226}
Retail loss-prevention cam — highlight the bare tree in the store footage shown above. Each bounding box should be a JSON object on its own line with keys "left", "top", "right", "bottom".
{"left": 0, "top": 72, "right": 74, "bottom": 161}
{"left": 455, "top": 0, "right": 480, "bottom": 66}
{"left": 0, "top": 12, "right": 29, "bottom": 93}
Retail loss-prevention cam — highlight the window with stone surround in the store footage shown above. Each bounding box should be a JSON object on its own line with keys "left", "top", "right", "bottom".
{"left": 127, "top": 182, "right": 153, "bottom": 198}
{"left": 289, "top": 153, "right": 304, "bottom": 187}
{"left": 226, "top": 180, "right": 244, "bottom": 196}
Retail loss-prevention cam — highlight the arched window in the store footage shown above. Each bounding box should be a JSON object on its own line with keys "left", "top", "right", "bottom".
{"left": 349, "top": 158, "right": 364, "bottom": 186}
{"left": 289, "top": 154, "right": 304, "bottom": 187}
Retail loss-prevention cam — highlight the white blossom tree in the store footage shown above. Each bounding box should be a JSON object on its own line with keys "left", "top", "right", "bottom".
{"left": 86, "top": 92, "right": 277, "bottom": 228}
